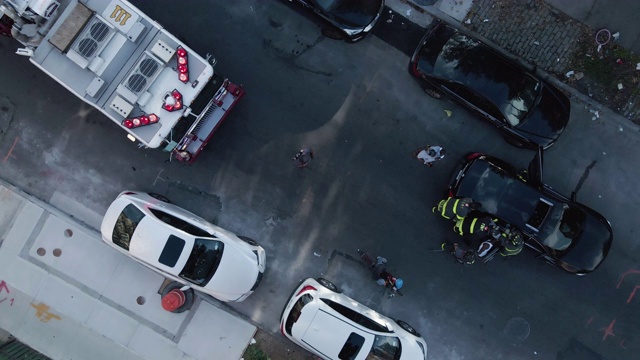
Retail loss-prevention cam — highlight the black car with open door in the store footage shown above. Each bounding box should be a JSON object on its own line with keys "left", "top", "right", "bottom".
{"left": 447, "top": 148, "right": 612, "bottom": 274}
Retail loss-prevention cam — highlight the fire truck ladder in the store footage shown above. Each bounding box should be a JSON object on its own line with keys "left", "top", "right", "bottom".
{"left": 188, "top": 99, "right": 219, "bottom": 137}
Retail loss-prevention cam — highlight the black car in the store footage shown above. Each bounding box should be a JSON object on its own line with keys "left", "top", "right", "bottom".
{"left": 448, "top": 149, "right": 612, "bottom": 274}
{"left": 287, "top": 0, "right": 385, "bottom": 42}
{"left": 409, "top": 21, "right": 571, "bottom": 149}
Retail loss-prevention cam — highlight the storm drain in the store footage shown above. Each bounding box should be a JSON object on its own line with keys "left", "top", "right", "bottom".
{"left": 0, "top": 339, "right": 50, "bottom": 360}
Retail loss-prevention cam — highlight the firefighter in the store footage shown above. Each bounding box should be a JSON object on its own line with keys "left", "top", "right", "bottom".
{"left": 433, "top": 197, "right": 481, "bottom": 220}
{"left": 499, "top": 227, "right": 525, "bottom": 257}
{"left": 454, "top": 214, "right": 494, "bottom": 237}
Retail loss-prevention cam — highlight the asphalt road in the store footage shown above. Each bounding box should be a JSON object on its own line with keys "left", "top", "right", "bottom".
{"left": 0, "top": 1, "right": 638, "bottom": 359}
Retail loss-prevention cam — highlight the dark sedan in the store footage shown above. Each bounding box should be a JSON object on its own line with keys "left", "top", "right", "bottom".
{"left": 409, "top": 21, "right": 571, "bottom": 149}
{"left": 448, "top": 150, "right": 612, "bottom": 275}
{"left": 287, "top": 0, "right": 384, "bottom": 42}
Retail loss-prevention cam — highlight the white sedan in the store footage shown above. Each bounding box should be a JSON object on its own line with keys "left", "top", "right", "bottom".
{"left": 100, "top": 191, "right": 266, "bottom": 302}
{"left": 280, "top": 278, "right": 428, "bottom": 359}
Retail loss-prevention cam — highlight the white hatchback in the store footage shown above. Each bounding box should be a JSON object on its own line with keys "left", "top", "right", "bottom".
{"left": 100, "top": 191, "right": 266, "bottom": 302}
{"left": 280, "top": 278, "right": 428, "bottom": 360}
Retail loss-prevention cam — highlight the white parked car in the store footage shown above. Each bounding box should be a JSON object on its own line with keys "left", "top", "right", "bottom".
{"left": 100, "top": 191, "right": 266, "bottom": 302}
{"left": 280, "top": 278, "right": 428, "bottom": 360}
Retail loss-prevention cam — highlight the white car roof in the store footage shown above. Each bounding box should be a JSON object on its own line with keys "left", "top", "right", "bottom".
{"left": 128, "top": 215, "right": 193, "bottom": 275}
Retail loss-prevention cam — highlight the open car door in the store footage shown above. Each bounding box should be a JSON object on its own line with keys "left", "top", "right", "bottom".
{"left": 527, "top": 146, "right": 544, "bottom": 187}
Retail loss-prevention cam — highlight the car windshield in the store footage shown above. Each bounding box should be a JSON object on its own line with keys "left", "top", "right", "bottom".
{"left": 421, "top": 26, "right": 541, "bottom": 126}
{"left": 179, "top": 238, "right": 224, "bottom": 286}
{"left": 112, "top": 204, "right": 144, "bottom": 251}
{"left": 540, "top": 205, "right": 585, "bottom": 251}
{"left": 313, "top": 0, "right": 338, "bottom": 11}
{"left": 366, "top": 335, "right": 401, "bottom": 360}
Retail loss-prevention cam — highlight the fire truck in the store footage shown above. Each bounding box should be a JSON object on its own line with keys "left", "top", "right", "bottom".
{"left": 0, "top": 0, "right": 244, "bottom": 163}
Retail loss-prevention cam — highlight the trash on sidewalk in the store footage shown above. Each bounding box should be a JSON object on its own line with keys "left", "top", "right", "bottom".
{"left": 565, "top": 70, "right": 575, "bottom": 78}
{"left": 444, "top": 109, "right": 452, "bottom": 117}
{"left": 618, "top": 83, "right": 624, "bottom": 90}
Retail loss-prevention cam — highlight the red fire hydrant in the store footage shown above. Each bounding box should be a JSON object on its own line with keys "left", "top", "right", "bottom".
{"left": 160, "top": 282, "right": 194, "bottom": 313}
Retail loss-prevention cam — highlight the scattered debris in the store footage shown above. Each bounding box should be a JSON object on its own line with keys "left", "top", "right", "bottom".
{"left": 618, "top": 83, "right": 624, "bottom": 90}
{"left": 533, "top": 41, "right": 540, "bottom": 45}
{"left": 636, "top": 63, "right": 640, "bottom": 70}
{"left": 612, "top": 32, "right": 620, "bottom": 40}
{"left": 619, "top": 125, "right": 624, "bottom": 132}
{"left": 616, "top": 58, "right": 623, "bottom": 64}
{"left": 565, "top": 70, "right": 575, "bottom": 78}
{"left": 250, "top": 338, "right": 257, "bottom": 345}
{"left": 406, "top": 9, "right": 411, "bottom": 16}
{"left": 574, "top": 72, "right": 584, "bottom": 80}
{"left": 444, "top": 109, "right": 452, "bottom": 117}
{"left": 465, "top": 19, "right": 471, "bottom": 24}
{"left": 483, "top": 19, "right": 489, "bottom": 22}
{"left": 314, "top": 252, "right": 321, "bottom": 257}
{"left": 590, "top": 109, "right": 600, "bottom": 120}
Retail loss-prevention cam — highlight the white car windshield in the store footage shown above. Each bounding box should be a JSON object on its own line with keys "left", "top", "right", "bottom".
{"left": 367, "top": 335, "right": 401, "bottom": 360}
{"left": 179, "top": 238, "right": 224, "bottom": 286}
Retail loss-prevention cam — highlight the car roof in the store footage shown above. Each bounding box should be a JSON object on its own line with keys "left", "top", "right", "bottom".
{"left": 416, "top": 23, "right": 539, "bottom": 118}
{"left": 456, "top": 158, "right": 565, "bottom": 238}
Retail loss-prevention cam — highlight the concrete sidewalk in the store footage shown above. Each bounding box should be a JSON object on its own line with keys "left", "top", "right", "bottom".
{"left": 0, "top": 181, "right": 256, "bottom": 360}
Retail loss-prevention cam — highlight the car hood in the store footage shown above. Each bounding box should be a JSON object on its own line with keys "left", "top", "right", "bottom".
{"left": 559, "top": 211, "right": 613, "bottom": 273}
{"left": 330, "top": 0, "right": 383, "bottom": 28}
{"left": 514, "top": 83, "right": 570, "bottom": 147}
{"left": 205, "top": 242, "right": 259, "bottom": 298}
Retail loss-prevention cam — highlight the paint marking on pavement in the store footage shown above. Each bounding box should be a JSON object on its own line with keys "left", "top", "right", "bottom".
{"left": 30, "top": 302, "right": 62, "bottom": 323}
{"left": 599, "top": 319, "right": 616, "bottom": 341}
{"left": 616, "top": 269, "right": 640, "bottom": 288}
{"left": 2, "top": 136, "right": 19, "bottom": 163}
{"left": 0, "top": 280, "right": 9, "bottom": 294}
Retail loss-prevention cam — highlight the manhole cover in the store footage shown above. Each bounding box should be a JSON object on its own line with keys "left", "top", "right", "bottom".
{"left": 504, "top": 317, "right": 530, "bottom": 342}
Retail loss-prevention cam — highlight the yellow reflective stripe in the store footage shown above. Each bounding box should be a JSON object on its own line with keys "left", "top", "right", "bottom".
{"left": 468, "top": 218, "right": 478, "bottom": 233}
{"left": 440, "top": 198, "right": 452, "bottom": 219}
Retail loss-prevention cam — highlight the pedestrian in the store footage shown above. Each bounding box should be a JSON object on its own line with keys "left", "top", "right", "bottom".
{"left": 413, "top": 145, "right": 446, "bottom": 167}
{"left": 292, "top": 146, "right": 314, "bottom": 168}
